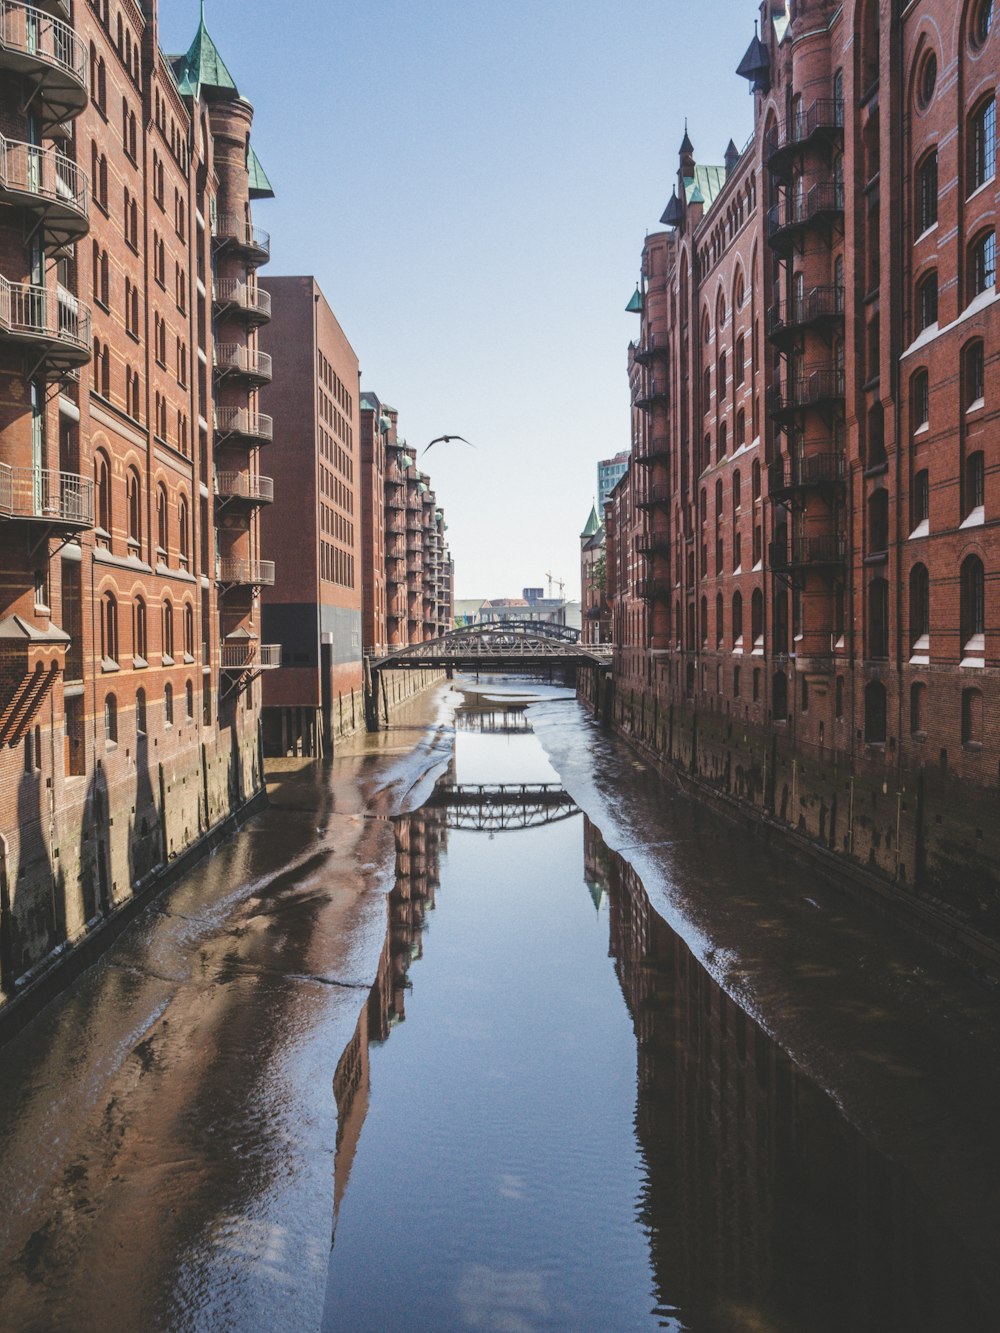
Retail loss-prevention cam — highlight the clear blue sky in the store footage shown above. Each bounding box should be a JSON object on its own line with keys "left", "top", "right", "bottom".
{"left": 162, "top": 2, "right": 755, "bottom": 600}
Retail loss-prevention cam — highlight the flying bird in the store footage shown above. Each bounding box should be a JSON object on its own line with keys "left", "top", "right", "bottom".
{"left": 423, "top": 434, "right": 474, "bottom": 454}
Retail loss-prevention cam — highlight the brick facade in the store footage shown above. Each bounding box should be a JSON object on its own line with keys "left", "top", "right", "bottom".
{"left": 0, "top": 2, "right": 274, "bottom": 1008}
{"left": 606, "top": 0, "right": 1000, "bottom": 957}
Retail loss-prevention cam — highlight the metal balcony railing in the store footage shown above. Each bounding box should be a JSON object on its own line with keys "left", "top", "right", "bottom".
{"left": 215, "top": 471, "right": 274, "bottom": 503}
{"left": 216, "top": 557, "right": 275, "bottom": 586}
{"left": 212, "top": 213, "right": 270, "bottom": 262}
{"left": 637, "top": 526, "right": 670, "bottom": 554}
{"left": 767, "top": 182, "right": 844, "bottom": 246}
{"left": 213, "top": 280, "right": 271, "bottom": 322}
{"left": 768, "top": 452, "right": 845, "bottom": 497}
{"left": 770, "top": 534, "right": 846, "bottom": 570}
{"left": 636, "top": 484, "right": 670, "bottom": 509}
{"left": 768, "top": 367, "right": 845, "bottom": 417}
{"left": 0, "top": 2, "right": 88, "bottom": 125}
{"left": 632, "top": 337, "right": 668, "bottom": 365}
{"left": 764, "top": 99, "right": 844, "bottom": 171}
{"left": 634, "top": 378, "right": 669, "bottom": 410}
{"left": 220, "top": 642, "right": 281, "bottom": 671}
{"left": 766, "top": 285, "right": 844, "bottom": 340}
{"left": 213, "top": 343, "right": 272, "bottom": 383}
{"left": 0, "top": 463, "right": 93, "bottom": 526}
{"left": 0, "top": 134, "right": 88, "bottom": 228}
{"left": 214, "top": 406, "right": 273, "bottom": 443}
{"left": 0, "top": 277, "right": 90, "bottom": 362}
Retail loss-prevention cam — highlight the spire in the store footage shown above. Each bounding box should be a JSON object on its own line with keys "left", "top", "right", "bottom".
{"left": 580, "top": 504, "right": 601, "bottom": 539}
{"left": 679, "top": 119, "right": 694, "bottom": 156}
{"left": 169, "top": 3, "right": 239, "bottom": 99}
{"left": 660, "top": 186, "right": 684, "bottom": 227}
{"left": 736, "top": 20, "right": 772, "bottom": 94}
{"left": 625, "top": 285, "right": 643, "bottom": 314}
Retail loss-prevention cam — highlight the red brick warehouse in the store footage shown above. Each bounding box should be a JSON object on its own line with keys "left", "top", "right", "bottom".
{"left": 603, "top": 0, "right": 1000, "bottom": 957}
{"left": 0, "top": 2, "right": 277, "bottom": 1010}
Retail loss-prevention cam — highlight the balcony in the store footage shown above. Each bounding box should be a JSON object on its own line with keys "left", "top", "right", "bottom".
{"left": 0, "top": 135, "right": 88, "bottom": 247}
{"left": 766, "top": 182, "right": 844, "bottom": 255}
{"left": 635, "top": 578, "right": 671, "bottom": 600}
{"left": 766, "top": 285, "right": 844, "bottom": 348}
{"left": 214, "top": 406, "right": 273, "bottom": 445}
{"left": 633, "top": 378, "right": 669, "bottom": 411}
{"left": 385, "top": 488, "right": 406, "bottom": 511}
{"left": 220, "top": 642, "right": 281, "bottom": 671}
{"left": 0, "top": 464, "right": 93, "bottom": 527}
{"left": 633, "top": 337, "right": 668, "bottom": 366}
{"left": 213, "top": 343, "right": 272, "bottom": 385}
{"left": 637, "top": 525, "right": 670, "bottom": 555}
{"left": 215, "top": 471, "right": 274, "bottom": 505}
{"left": 211, "top": 213, "right": 270, "bottom": 265}
{"left": 212, "top": 280, "right": 272, "bottom": 326}
{"left": 0, "top": 277, "right": 90, "bottom": 372}
{"left": 767, "top": 367, "right": 845, "bottom": 421}
{"left": 216, "top": 557, "right": 275, "bottom": 587}
{"left": 769, "top": 534, "right": 846, "bottom": 572}
{"left": 636, "top": 484, "right": 670, "bottom": 510}
{"left": 767, "top": 452, "right": 845, "bottom": 500}
{"left": 0, "top": 1, "right": 88, "bottom": 130}
{"left": 633, "top": 434, "right": 669, "bottom": 465}
{"left": 764, "top": 99, "right": 844, "bottom": 176}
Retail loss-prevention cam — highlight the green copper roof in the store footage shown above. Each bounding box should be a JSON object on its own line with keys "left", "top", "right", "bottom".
{"left": 580, "top": 503, "right": 601, "bottom": 538}
{"left": 418, "top": 482, "right": 428, "bottom": 494}
{"left": 170, "top": 4, "right": 239, "bottom": 98}
{"left": 248, "top": 146, "right": 274, "bottom": 200}
{"left": 625, "top": 285, "right": 642, "bottom": 314}
{"left": 684, "top": 165, "right": 726, "bottom": 214}
{"left": 360, "top": 394, "right": 379, "bottom": 411}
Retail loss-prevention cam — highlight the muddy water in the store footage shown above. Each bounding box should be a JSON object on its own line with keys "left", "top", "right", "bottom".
{"left": 1, "top": 680, "right": 999, "bottom": 1331}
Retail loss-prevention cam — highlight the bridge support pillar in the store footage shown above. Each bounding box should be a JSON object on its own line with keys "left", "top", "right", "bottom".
{"left": 364, "top": 663, "right": 382, "bottom": 732}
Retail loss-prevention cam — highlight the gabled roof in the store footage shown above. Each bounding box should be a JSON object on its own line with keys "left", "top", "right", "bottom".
{"left": 248, "top": 146, "right": 274, "bottom": 200}
{"left": 580, "top": 503, "right": 601, "bottom": 538}
{"left": 169, "top": 5, "right": 239, "bottom": 99}
{"left": 684, "top": 164, "right": 727, "bottom": 214}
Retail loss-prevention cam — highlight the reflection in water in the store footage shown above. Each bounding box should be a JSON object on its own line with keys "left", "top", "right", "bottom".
{"left": 328, "top": 689, "right": 994, "bottom": 1333}
{"left": 588, "top": 817, "right": 992, "bottom": 1332}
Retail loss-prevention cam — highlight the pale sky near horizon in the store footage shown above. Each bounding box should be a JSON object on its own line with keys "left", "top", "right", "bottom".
{"left": 160, "top": 1, "right": 756, "bottom": 601}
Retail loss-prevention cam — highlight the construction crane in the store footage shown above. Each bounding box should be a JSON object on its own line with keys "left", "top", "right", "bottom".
{"left": 544, "top": 571, "right": 566, "bottom": 599}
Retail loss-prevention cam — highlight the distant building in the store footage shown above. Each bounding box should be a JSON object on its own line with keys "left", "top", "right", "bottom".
{"left": 598, "top": 451, "right": 631, "bottom": 512}
{"left": 260, "top": 278, "right": 361, "bottom": 757}
{"left": 580, "top": 504, "right": 609, "bottom": 645}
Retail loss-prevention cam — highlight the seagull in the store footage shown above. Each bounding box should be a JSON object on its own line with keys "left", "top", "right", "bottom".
{"left": 423, "top": 434, "right": 474, "bottom": 454}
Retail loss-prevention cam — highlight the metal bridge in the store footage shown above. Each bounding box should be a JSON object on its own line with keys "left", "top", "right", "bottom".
{"left": 424, "top": 782, "right": 578, "bottom": 833}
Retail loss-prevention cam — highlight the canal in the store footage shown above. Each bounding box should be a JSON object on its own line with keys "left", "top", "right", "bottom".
{"left": 1, "top": 679, "right": 999, "bottom": 1331}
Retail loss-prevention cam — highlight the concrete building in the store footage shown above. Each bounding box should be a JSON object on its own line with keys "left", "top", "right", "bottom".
{"left": 601, "top": 0, "right": 1000, "bottom": 958}
{"left": 0, "top": 1, "right": 277, "bottom": 1011}
{"left": 258, "top": 278, "right": 361, "bottom": 756}
{"left": 597, "top": 450, "right": 630, "bottom": 511}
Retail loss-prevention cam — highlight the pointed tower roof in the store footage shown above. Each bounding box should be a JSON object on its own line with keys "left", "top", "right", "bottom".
{"left": 248, "top": 146, "right": 274, "bottom": 199}
{"left": 679, "top": 124, "right": 694, "bottom": 155}
{"left": 625, "top": 285, "right": 643, "bottom": 314}
{"left": 170, "top": 3, "right": 239, "bottom": 99}
{"left": 660, "top": 186, "right": 684, "bottom": 227}
{"left": 581, "top": 503, "right": 601, "bottom": 539}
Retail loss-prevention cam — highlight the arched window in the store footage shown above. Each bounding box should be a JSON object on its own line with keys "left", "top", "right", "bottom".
{"left": 101, "top": 591, "right": 118, "bottom": 665}
{"left": 911, "top": 368, "right": 930, "bottom": 428}
{"left": 700, "top": 596, "right": 708, "bottom": 646}
{"left": 136, "top": 687, "right": 147, "bottom": 737}
{"left": 733, "top": 590, "right": 744, "bottom": 647}
{"left": 868, "top": 489, "right": 889, "bottom": 555}
{"left": 968, "top": 96, "right": 996, "bottom": 193}
{"left": 960, "top": 556, "right": 985, "bottom": 648}
{"left": 917, "top": 271, "right": 938, "bottom": 330}
{"left": 752, "top": 588, "right": 763, "bottom": 648}
{"left": 716, "top": 593, "right": 724, "bottom": 647}
{"left": 184, "top": 603, "right": 194, "bottom": 659}
{"left": 127, "top": 468, "right": 142, "bottom": 547}
{"left": 718, "top": 351, "right": 727, "bottom": 401}
{"left": 185, "top": 680, "right": 195, "bottom": 721}
{"left": 95, "top": 452, "right": 111, "bottom": 533}
{"left": 736, "top": 408, "right": 746, "bottom": 448}
{"left": 971, "top": 0, "right": 993, "bottom": 49}
{"left": 752, "top": 459, "right": 761, "bottom": 502}
{"left": 916, "top": 49, "right": 937, "bottom": 111}
{"left": 178, "top": 498, "right": 190, "bottom": 567}
{"left": 104, "top": 693, "right": 117, "bottom": 744}
{"left": 912, "top": 469, "right": 930, "bottom": 531}
{"left": 917, "top": 150, "right": 938, "bottom": 233}
{"left": 162, "top": 599, "right": 174, "bottom": 662}
{"left": 909, "top": 564, "right": 930, "bottom": 650}
{"left": 965, "top": 339, "right": 986, "bottom": 406}
{"left": 156, "top": 485, "right": 168, "bottom": 556}
{"left": 864, "top": 681, "right": 887, "bottom": 742}
{"left": 970, "top": 231, "right": 996, "bottom": 303}
{"left": 164, "top": 682, "right": 174, "bottom": 727}
{"left": 966, "top": 451, "right": 985, "bottom": 519}
{"left": 869, "top": 577, "right": 889, "bottom": 658}
{"left": 133, "top": 595, "right": 147, "bottom": 662}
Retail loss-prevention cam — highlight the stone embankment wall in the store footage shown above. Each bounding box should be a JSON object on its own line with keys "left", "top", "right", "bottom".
{"left": 580, "top": 666, "right": 1000, "bottom": 976}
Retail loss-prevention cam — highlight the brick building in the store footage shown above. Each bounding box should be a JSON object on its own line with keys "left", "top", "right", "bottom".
{"left": 360, "top": 398, "right": 454, "bottom": 653}
{"left": 580, "top": 503, "right": 610, "bottom": 645}
{"left": 0, "top": 2, "right": 277, "bottom": 1009}
{"left": 259, "top": 277, "right": 361, "bottom": 756}
{"left": 603, "top": 0, "right": 1000, "bottom": 954}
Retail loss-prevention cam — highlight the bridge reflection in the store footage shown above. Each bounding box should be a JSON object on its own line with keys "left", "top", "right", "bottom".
{"left": 455, "top": 707, "right": 532, "bottom": 736}
{"left": 425, "top": 781, "right": 578, "bottom": 833}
